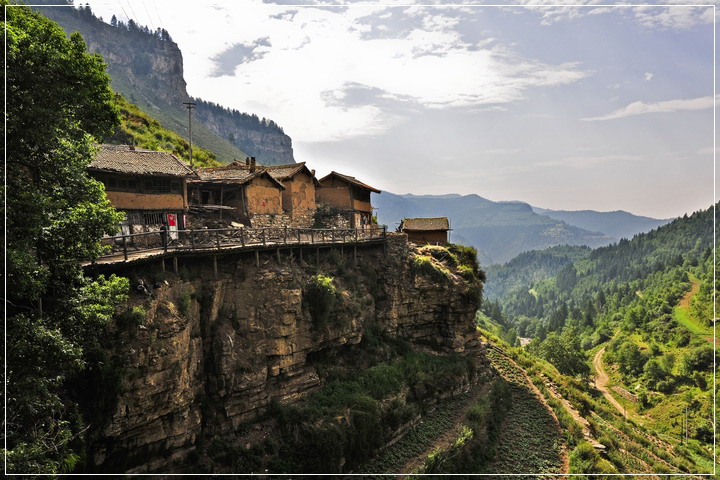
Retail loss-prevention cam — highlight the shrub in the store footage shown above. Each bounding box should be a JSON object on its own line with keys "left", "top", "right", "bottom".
{"left": 117, "top": 305, "right": 146, "bottom": 329}
{"left": 304, "top": 274, "right": 340, "bottom": 326}
{"left": 419, "top": 245, "right": 458, "bottom": 267}
{"left": 680, "top": 345, "right": 715, "bottom": 375}
{"left": 313, "top": 203, "right": 342, "bottom": 228}
{"left": 178, "top": 291, "right": 192, "bottom": 317}
{"left": 412, "top": 255, "right": 450, "bottom": 283}
{"left": 448, "top": 244, "right": 482, "bottom": 278}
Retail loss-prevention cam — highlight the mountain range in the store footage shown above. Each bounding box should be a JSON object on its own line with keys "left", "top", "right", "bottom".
{"left": 373, "top": 192, "right": 673, "bottom": 265}
{"left": 532, "top": 207, "right": 672, "bottom": 241}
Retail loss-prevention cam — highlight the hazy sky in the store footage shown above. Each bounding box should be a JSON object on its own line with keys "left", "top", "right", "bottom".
{"left": 83, "top": 1, "right": 715, "bottom": 218}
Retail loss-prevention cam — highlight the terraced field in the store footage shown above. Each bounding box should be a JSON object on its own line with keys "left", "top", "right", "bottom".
{"left": 484, "top": 347, "right": 566, "bottom": 477}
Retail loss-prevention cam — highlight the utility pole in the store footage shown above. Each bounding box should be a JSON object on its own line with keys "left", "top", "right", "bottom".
{"left": 183, "top": 102, "right": 196, "bottom": 167}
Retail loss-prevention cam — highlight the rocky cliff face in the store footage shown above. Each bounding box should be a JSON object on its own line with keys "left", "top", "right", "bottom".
{"left": 34, "top": 5, "right": 295, "bottom": 165}
{"left": 192, "top": 103, "right": 295, "bottom": 165}
{"left": 90, "top": 235, "right": 481, "bottom": 473}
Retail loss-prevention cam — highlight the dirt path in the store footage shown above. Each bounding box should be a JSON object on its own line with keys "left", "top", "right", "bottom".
{"left": 679, "top": 279, "right": 700, "bottom": 308}
{"left": 539, "top": 373, "right": 605, "bottom": 452}
{"left": 592, "top": 346, "right": 626, "bottom": 417}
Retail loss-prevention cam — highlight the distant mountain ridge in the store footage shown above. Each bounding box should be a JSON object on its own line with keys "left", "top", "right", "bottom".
{"left": 373, "top": 192, "right": 613, "bottom": 265}
{"left": 532, "top": 207, "right": 673, "bottom": 241}
{"left": 34, "top": 2, "right": 295, "bottom": 165}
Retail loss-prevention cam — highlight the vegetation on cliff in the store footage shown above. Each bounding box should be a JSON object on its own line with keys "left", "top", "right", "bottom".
{"left": 105, "top": 94, "right": 221, "bottom": 167}
{"left": 5, "top": 3, "right": 129, "bottom": 472}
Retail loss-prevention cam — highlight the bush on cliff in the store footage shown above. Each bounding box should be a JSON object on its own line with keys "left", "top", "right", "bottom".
{"left": 412, "top": 255, "right": 451, "bottom": 283}
{"left": 304, "top": 274, "right": 341, "bottom": 326}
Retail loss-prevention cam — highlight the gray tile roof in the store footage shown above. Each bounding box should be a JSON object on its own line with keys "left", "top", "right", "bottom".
{"left": 319, "top": 171, "right": 381, "bottom": 193}
{"left": 90, "top": 145, "right": 195, "bottom": 176}
{"left": 400, "top": 217, "right": 450, "bottom": 231}
{"left": 266, "top": 162, "right": 321, "bottom": 186}
{"left": 192, "top": 165, "right": 285, "bottom": 189}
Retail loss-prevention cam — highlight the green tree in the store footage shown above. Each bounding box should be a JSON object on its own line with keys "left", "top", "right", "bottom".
{"left": 539, "top": 328, "right": 590, "bottom": 377}
{"left": 642, "top": 358, "right": 666, "bottom": 390}
{"left": 5, "top": 3, "right": 128, "bottom": 473}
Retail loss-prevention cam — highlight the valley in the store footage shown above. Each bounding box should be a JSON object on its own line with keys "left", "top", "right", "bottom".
{"left": 5, "top": 2, "right": 715, "bottom": 476}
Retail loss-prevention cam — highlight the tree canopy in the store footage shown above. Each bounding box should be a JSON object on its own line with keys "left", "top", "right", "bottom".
{"left": 4, "top": 3, "right": 128, "bottom": 473}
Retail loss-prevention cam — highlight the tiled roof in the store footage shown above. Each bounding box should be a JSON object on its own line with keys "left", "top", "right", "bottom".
{"left": 90, "top": 144, "right": 195, "bottom": 176}
{"left": 192, "top": 166, "right": 285, "bottom": 189}
{"left": 266, "top": 162, "right": 321, "bottom": 186}
{"left": 400, "top": 217, "right": 450, "bottom": 231}
{"left": 319, "top": 171, "right": 381, "bottom": 193}
{"left": 265, "top": 163, "right": 306, "bottom": 180}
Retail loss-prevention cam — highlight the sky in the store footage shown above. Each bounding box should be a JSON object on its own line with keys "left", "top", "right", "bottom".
{"left": 83, "top": 1, "right": 716, "bottom": 219}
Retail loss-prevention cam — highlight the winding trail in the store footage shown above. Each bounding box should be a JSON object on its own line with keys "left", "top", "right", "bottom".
{"left": 592, "top": 346, "right": 626, "bottom": 417}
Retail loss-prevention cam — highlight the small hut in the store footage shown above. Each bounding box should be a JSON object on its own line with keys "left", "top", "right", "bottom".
{"left": 400, "top": 217, "right": 450, "bottom": 245}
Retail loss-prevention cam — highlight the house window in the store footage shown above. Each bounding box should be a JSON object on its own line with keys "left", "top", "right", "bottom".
{"left": 123, "top": 211, "right": 166, "bottom": 225}
{"left": 142, "top": 177, "right": 182, "bottom": 194}
{"left": 101, "top": 175, "right": 138, "bottom": 192}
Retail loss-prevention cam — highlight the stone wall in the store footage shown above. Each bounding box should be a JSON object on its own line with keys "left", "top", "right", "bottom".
{"left": 321, "top": 213, "right": 352, "bottom": 229}
{"left": 250, "top": 213, "right": 293, "bottom": 228}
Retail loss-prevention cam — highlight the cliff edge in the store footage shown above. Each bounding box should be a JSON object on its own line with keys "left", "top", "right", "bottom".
{"left": 87, "top": 234, "right": 484, "bottom": 473}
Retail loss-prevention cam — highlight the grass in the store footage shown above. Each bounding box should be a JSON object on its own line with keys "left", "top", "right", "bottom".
{"left": 107, "top": 95, "right": 223, "bottom": 167}
{"left": 411, "top": 255, "right": 451, "bottom": 283}
{"left": 673, "top": 303, "right": 711, "bottom": 336}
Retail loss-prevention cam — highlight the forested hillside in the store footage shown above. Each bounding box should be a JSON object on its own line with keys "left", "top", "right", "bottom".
{"left": 484, "top": 245, "right": 592, "bottom": 300}
{"left": 488, "top": 204, "right": 717, "bottom": 461}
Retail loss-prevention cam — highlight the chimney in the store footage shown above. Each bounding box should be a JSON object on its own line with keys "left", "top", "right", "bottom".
{"left": 311, "top": 169, "right": 316, "bottom": 177}
{"left": 245, "top": 156, "right": 250, "bottom": 166}
{"left": 250, "top": 157, "right": 256, "bottom": 172}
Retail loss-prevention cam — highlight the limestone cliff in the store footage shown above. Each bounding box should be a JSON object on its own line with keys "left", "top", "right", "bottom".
{"left": 89, "top": 235, "right": 482, "bottom": 473}
{"left": 34, "top": 4, "right": 295, "bottom": 165}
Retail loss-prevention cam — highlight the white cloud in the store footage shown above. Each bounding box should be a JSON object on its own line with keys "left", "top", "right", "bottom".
{"left": 516, "top": 2, "right": 714, "bottom": 30}
{"left": 583, "top": 96, "right": 715, "bottom": 121}
{"left": 644, "top": 72, "right": 653, "bottom": 82}
{"left": 632, "top": 5, "right": 714, "bottom": 31}
{"left": 137, "top": 5, "right": 588, "bottom": 142}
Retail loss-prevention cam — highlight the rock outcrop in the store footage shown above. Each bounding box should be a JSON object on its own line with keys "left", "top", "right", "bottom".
{"left": 91, "top": 234, "right": 481, "bottom": 473}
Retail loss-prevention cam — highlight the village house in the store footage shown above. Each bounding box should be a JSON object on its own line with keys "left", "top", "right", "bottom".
{"left": 189, "top": 157, "right": 286, "bottom": 226}
{"left": 400, "top": 217, "right": 451, "bottom": 245}
{"left": 265, "top": 162, "right": 320, "bottom": 224}
{"left": 316, "top": 171, "right": 381, "bottom": 230}
{"left": 88, "top": 144, "right": 195, "bottom": 235}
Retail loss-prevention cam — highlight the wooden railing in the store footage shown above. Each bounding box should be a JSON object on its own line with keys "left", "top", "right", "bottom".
{"left": 97, "top": 226, "right": 387, "bottom": 261}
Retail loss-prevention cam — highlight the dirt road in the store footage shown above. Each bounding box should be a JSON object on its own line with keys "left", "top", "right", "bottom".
{"left": 592, "top": 346, "right": 626, "bottom": 416}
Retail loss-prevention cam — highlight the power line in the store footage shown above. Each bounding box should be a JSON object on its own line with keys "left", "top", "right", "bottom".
{"left": 116, "top": 0, "right": 131, "bottom": 24}
{"left": 150, "top": 0, "right": 164, "bottom": 30}
{"left": 124, "top": 0, "right": 140, "bottom": 26}
{"left": 140, "top": 0, "right": 155, "bottom": 31}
